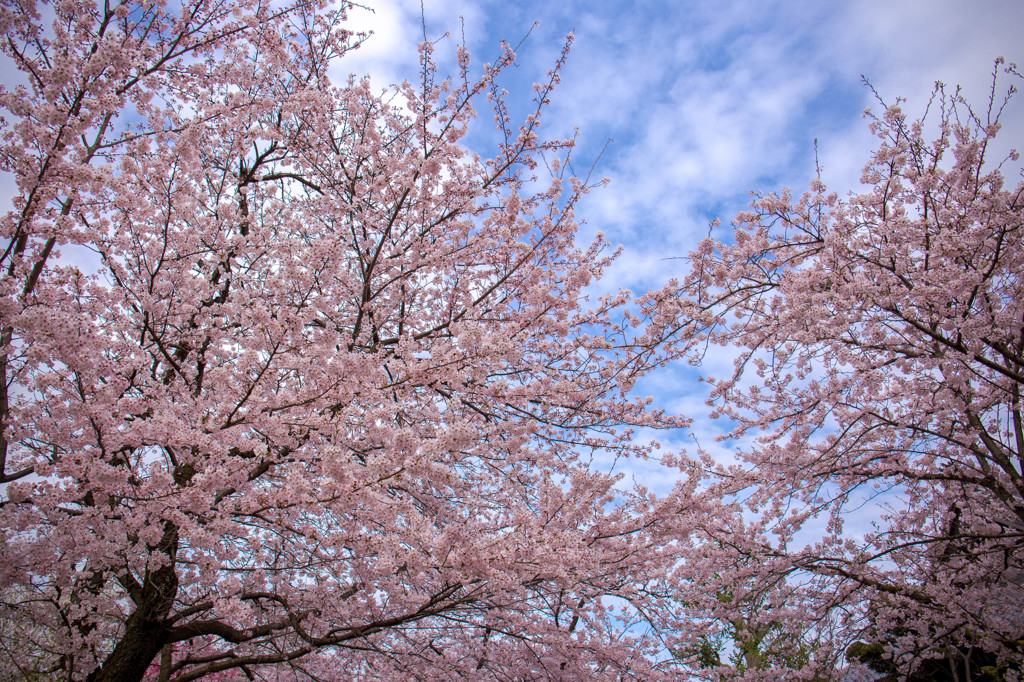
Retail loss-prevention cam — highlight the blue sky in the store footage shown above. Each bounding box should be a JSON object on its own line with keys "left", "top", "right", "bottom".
{"left": 340, "top": 0, "right": 1024, "bottom": 492}
{"left": 343, "top": 0, "right": 1023, "bottom": 285}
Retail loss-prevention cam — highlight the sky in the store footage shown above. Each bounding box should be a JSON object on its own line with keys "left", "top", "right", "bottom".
{"left": 341, "top": 0, "right": 1023, "bottom": 288}
{"left": 336, "top": 0, "right": 1024, "bottom": 494}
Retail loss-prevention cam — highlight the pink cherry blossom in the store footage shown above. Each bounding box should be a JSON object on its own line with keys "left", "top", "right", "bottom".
{"left": 660, "top": 62, "right": 1024, "bottom": 679}
{"left": 0, "top": 1, "right": 688, "bottom": 679}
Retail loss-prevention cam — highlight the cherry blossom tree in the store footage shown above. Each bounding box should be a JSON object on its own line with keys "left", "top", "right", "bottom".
{"left": 0, "top": 0, "right": 689, "bottom": 679}
{"left": 660, "top": 63, "right": 1024, "bottom": 679}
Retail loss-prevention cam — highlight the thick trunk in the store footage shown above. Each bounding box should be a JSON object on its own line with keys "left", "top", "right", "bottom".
{"left": 88, "top": 522, "right": 179, "bottom": 682}
{"left": 87, "top": 611, "right": 169, "bottom": 682}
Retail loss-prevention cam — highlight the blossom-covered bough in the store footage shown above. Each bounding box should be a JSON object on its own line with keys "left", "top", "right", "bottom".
{"left": 0, "top": 0, "right": 693, "bottom": 679}
{"left": 6, "top": 0, "right": 1020, "bottom": 678}
{"left": 660, "top": 63, "right": 1024, "bottom": 679}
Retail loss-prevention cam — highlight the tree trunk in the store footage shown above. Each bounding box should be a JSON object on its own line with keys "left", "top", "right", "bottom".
{"left": 88, "top": 522, "right": 179, "bottom": 682}
{"left": 87, "top": 611, "right": 169, "bottom": 682}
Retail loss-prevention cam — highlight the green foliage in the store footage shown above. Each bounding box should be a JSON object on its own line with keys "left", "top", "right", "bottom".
{"left": 676, "top": 586, "right": 821, "bottom": 678}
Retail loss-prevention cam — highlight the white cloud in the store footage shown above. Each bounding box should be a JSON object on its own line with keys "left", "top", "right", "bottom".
{"left": 483, "top": 0, "right": 1024, "bottom": 300}
{"left": 336, "top": 0, "right": 487, "bottom": 89}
